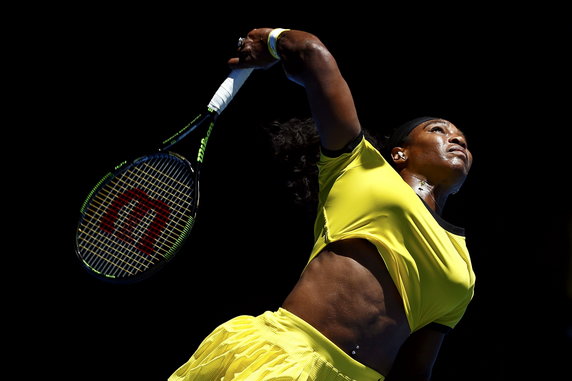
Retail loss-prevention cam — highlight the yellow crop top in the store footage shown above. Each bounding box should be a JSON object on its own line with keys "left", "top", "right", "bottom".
{"left": 309, "top": 136, "right": 476, "bottom": 333}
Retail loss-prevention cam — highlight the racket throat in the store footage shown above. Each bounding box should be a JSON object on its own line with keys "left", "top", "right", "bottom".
{"left": 197, "top": 119, "right": 215, "bottom": 164}
{"left": 160, "top": 111, "right": 216, "bottom": 152}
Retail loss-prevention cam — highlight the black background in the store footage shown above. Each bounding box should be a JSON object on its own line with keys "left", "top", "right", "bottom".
{"left": 16, "top": 4, "right": 570, "bottom": 380}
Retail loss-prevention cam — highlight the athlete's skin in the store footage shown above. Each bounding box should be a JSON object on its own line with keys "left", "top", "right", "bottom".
{"left": 230, "top": 28, "right": 473, "bottom": 380}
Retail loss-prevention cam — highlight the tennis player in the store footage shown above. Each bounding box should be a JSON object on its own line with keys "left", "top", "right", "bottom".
{"left": 169, "top": 27, "right": 475, "bottom": 381}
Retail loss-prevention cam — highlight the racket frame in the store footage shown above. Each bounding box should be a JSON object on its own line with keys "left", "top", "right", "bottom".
{"left": 76, "top": 151, "right": 199, "bottom": 283}
{"left": 75, "top": 69, "right": 252, "bottom": 283}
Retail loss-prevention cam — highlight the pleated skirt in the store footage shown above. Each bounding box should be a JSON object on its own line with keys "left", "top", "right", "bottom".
{"left": 168, "top": 308, "right": 384, "bottom": 381}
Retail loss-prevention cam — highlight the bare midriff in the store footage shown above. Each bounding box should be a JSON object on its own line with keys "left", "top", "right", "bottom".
{"left": 282, "top": 238, "right": 411, "bottom": 375}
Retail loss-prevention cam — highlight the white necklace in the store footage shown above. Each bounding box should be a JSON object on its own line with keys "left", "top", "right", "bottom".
{"left": 412, "top": 175, "right": 442, "bottom": 212}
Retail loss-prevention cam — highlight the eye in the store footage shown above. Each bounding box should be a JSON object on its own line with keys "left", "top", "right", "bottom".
{"left": 430, "top": 126, "right": 444, "bottom": 133}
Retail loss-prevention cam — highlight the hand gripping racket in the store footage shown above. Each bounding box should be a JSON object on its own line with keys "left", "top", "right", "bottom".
{"left": 75, "top": 68, "right": 253, "bottom": 283}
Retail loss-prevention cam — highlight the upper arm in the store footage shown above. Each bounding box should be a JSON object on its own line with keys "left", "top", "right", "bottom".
{"left": 386, "top": 325, "right": 446, "bottom": 381}
{"left": 278, "top": 31, "right": 362, "bottom": 152}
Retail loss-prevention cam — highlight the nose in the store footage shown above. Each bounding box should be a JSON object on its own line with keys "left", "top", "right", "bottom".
{"left": 449, "top": 134, "right": 467, "bottom": 149}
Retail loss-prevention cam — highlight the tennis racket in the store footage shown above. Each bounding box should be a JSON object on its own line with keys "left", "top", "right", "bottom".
{"left": 75, "top": 68, "right": 253, "bottom": 283}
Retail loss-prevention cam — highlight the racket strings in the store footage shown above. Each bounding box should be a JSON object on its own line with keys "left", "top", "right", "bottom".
{"left": 83, "top": 157, "right": 192, "bottom": 256}
{"left": 77, "top": 154, "right": 196, "bottom": 278}
{"left": 111, "top": 160, "right": 193, "bottom": 243}
{"left": 82, "top": 159, "right": 187, "bottom": 252}
{"left": 88, "top": 168, "right": 191, "bottom": 239}
{"left": 79, "top": 172, "right": 192, "bottom": 275}
{"left": 83, "top": 190, "right": 169, "bottom": 265}
{"left": 80, "top": 191, "right": 174, "bottom": 274}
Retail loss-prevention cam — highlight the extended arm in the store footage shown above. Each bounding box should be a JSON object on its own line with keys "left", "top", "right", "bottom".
{"left": 228, "top": 28, "right": 361, "bottom": 151}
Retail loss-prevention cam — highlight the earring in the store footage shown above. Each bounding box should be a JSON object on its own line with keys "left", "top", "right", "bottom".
{"left": 397, "top": 152, "right": 406, "bottom": 160}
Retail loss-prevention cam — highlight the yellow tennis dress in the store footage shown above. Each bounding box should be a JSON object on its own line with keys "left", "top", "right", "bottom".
{"left": 169, "top": 136, "right": 475, "bottom": 381}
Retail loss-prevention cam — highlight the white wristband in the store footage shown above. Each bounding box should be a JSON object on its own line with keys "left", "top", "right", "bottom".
{"left": 267, "top": 28, "right": 290, "bottom": 60}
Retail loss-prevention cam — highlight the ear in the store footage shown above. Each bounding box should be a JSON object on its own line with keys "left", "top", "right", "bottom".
{"left": 390, "top": 147, "right": 407, "bottom": 164}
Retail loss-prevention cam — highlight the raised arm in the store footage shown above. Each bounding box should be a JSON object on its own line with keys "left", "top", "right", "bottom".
{"left": 228, "top": 28, "right": 361, "bottom": 152}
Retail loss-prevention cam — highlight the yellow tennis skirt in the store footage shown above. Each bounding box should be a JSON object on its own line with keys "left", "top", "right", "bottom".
{"left": 168, "top": 308, "right": 384, "bottom": 381}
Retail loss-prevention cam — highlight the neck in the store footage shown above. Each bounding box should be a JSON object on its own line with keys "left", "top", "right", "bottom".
{"left": 401, "top": 172, "right": 449, "bottom": 214}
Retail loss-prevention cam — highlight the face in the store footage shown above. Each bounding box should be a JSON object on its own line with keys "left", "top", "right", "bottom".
{"left": 398, "top": 119, "right": 473, "bottom": 190}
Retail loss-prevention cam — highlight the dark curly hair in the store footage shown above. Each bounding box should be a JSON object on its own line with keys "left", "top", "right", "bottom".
{"left": 262, "top": 117, "right": 382, "bottom": 213}
{"left": 263, "top": 117, "right": 320, "bottom": 209}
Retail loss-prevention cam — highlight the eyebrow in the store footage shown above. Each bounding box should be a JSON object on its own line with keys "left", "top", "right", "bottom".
{"left": 423, "top": 121, "right": 468, "bottom": 141}
{"left": 423, "top": 120, "right": 448, "bottom": 128}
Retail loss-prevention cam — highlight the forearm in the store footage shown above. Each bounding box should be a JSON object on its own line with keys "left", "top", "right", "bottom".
{"left": 229, "top": 28, "right": 361, "bottom": 151}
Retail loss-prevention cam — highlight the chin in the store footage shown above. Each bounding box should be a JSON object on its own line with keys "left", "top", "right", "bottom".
{"left": 449, "top": 158, "right": 471, "bottom": 176}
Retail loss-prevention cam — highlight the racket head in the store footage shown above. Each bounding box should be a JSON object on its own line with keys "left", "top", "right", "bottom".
{"left": 76, "top": 152, "right": 198, "bottom": 283}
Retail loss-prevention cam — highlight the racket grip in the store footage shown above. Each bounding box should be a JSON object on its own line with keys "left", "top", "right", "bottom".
{"left": 208, "top": 68, "right": 254, "bottom": 114}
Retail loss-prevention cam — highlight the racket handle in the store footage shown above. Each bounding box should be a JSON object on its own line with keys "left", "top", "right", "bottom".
{"left": 208, "top": 68, "right": 254, "bottom": 114}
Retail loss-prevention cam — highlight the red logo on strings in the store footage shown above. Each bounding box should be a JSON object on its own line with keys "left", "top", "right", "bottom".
{"left": 100, "top": 188, "right": 170, "bottom": 255}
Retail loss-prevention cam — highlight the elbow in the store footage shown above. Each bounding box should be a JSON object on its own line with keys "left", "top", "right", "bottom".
{"left": 282, "top": 37, "right": 337, "bottom": 86}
